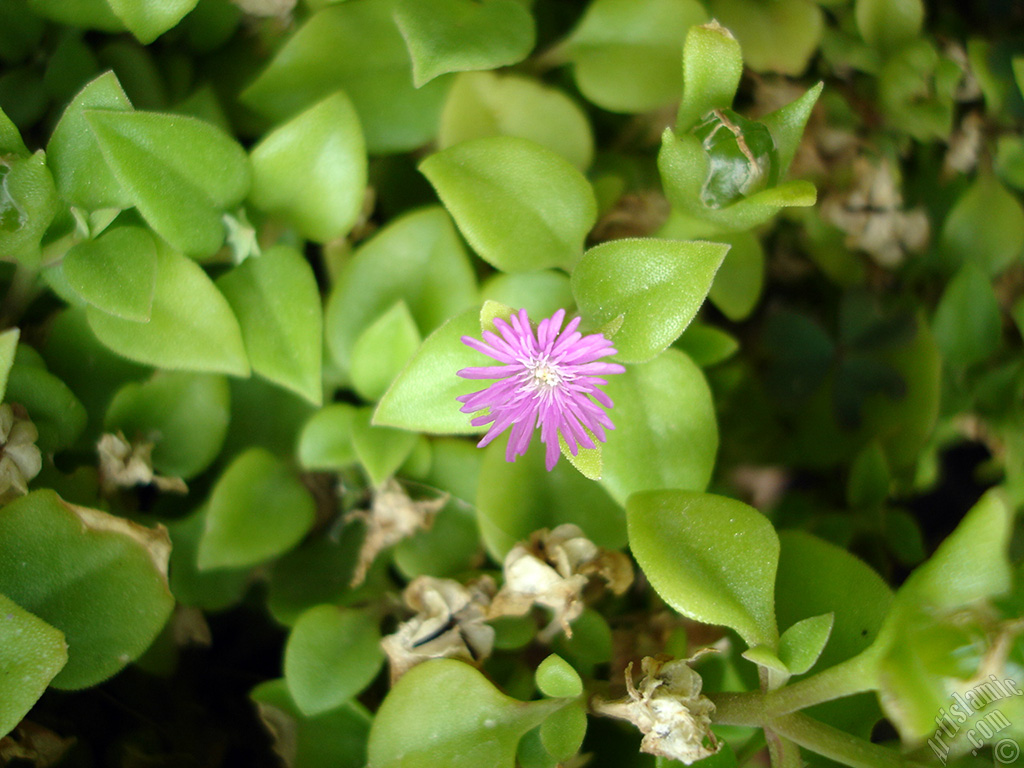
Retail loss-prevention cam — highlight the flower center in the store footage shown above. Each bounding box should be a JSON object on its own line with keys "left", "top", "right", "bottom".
{"left": 525, "top": 357, "right": 564, "bottom": 391}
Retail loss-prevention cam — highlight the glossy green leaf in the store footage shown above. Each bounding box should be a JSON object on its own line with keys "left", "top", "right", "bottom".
{"left": 600, "top": 350, "right": 717, "bottom": 506}
{"left": 0, "top": 150, "right": 59, "bottom": 266}
{"left": 5, "top": 357, "right": 87, "bottom": 453}
{"left": 0, "top": 592, "right": 67, "bottom": 738}
{"left": 105, "top": 0, "right": 200, "bottom": 44}
{"left": 0, "top": 327, "right": 18, "bottom": 402}
{"left": 217, "top": 245, "right": 322, "bottom": 405}
{"left": 940, "top": 173, "right": 1024, "bottom": 276}
{"left": 167, "top": 507, "right": 250, "bottom": 612}
{"left": 285, "top": 605, "right": 384, "bottom": 716}
{"left": 240, "top": 1, "right": 450, "bottom": 154}
{"left": 252, "top": 679, "right": 371, "bottom": 768}
{"left": 535, "top": 654, "right": 582, "bottom": 698}
{"left": 373, "top": 307, "right": 484, "bottom": 434}
{"left": 932, "top": 263, "right": 1002, "bottom": 369}
{"left": 476, "top": 440, "right": 626, "bottom": 560}
{"left": 564, "top": 0, "right": 708, "bottom": 113}
{"left": 440, "top": 72, "right": 593, "bottom": 171}
{"left": 572, "top": 238, "right": 729, "bottom": 363}
{"left": 105, "top": 371, "right": 230, "bottom": 479}
{"left": 198, "top": 448, "right": 316, "bottom": 570}
{"left": 249, "top": 91, "right": 366, "bottom": 243}
{"left": 395, "top": 0, "right": 534, "bottom": 87}
{"left": 351, "top": 407, "right": 417, "bottom": 485}
{"left": 85, "top": 108, "right": 250, "bottom": 256}
{"left": 325, "top": 207, "right": 478, "bottom": 378}
{"left": 709, "top": 0, "right": 824, "bottom": 76}
{"left": 420, "top": 136, "right": 597, "bottom": 272}
{"left": 47, "top": 72, "right": 134, "bottom": 211}
{"left": 87, "top": 242, "right": 249, "bottom": 376}
{"left": 627, "top": 490, "right": 779, "bottom": 648}
{"left": 351, "top": 301, "right": 422, "bottom": 403}
{"left": 778, "top": 612, "right": 834, "bottom": 675}
{"left": 855, "top": 0, "right": 924, "bottom": 52}
{"left": 676, "top": 21, "right": 743, "bottom": 133}
{"left": 62, "top": 225, "right": 157, "bottom": 322}
{"left": 297, "top": 403, "right": 359, "bottom": 471}
{"left": 367, "top": 659, "right": 563, "bottom": 768}
{"left": 0, "top": 490, "right": 174, "bottom": 690}
{"left": 539, "top": 702, "right": 587, "bottom": 762}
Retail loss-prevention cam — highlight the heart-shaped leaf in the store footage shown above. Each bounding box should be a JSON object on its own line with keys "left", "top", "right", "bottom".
{"left": 85, "top": 108, "right": 250, "bottom": 257}
{"left": 87, "top": 241, "right": 249, "bottom": 377}
{"left": 0, "top": 490, "right": 174, "bottom": 690}
{"left": 62, "top": 226, "right": 157, "bottom": 322}
{"left": 627, "top": 490, "right": 779, "bottom": 648}
{"left": 572, "top": 238, "right": 729, "bottom": 363}
{"left": 420, "top": 136, "right": 597, "bottom": 273}
{"left": 217, "top": 245, "right": 323, "bottom": 405}
{"left": 396, "top": 0, "right": 535, "bottom": 87}
{"left": 249, "top": 91, "right": 367, "bottom": 243}
{"left": 199, "top": 448, "right": 316, "bottom": 570}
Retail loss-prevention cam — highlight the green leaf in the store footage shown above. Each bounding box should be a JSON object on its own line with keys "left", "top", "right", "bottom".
{"left": 325, "top": 207, "right": 478, "bottom": 378}
{"left": 85, "top": 108, "right": 250, "bottom": 257}
{"left": 0, "top": 104, "right": 26, "bottom": 155}
{"left": 855, "top": 0, "right": 924, "bottom": 52}
{"left": 708, "top": 0, "right": 824, "bottom": 76}
{"left": 0, "top": 490, "right": 174, "bottom": 690}
{"left": 87, "top": 241, "right": 249, "bottom": 377}
{"left": 47, "top": 73, "right": 133, "bottom": 211}
{"left": 564, "top": 0, "right": 708, "bottom": 113}
{"left": 252, "top": 679, "right": 371, "bottom": 768}
{"left": 440, "top": 72, "right": 594, "bottom": 171}
{"left": 217, "top": 245, "right": 322, "bottom": 405}
{"left": 572, "top": 238, "right": 729, "bottom": 363}
{"left": 105, "top": 0, "right": 200, "bottom": 44}
{"left": 539, "top": 702, "right": 587, "bottom": 762}
{"left": 626, "top": 490, "right": 779, "bottom": 648}
{"left": 105, "top": 371, "right": 230, "bottom": 479}
{"left": 676, "top": 21, "right": 744, "bottom": 133}
{"left": 167, "top": 508, "right": 249, "bottom": 612}
{"left": 559, "top": 431, "right": 602, "bottom": 482}
{"left": 395, "top": 0, "right": 535, "bottom": 87}
{"left": 676, "top": 322, "right": 739, "bottom": 367}
{"left": 5, "top": 357, "right": 87, "bottom": 453}
{"left": 846, "top": 441, "right": 891, "bottom": 510}
{"left": 62, "top": 225, "right": 157, "bottom": 322}
{"left": 26, "top": 0, "right": 124, "bottom": 31}
{"left": 600, "top": 350, "right": 717, "bottom": 506}
{"left": 759, "top": 82, "right": 824, "bottom": 180}
{"left": 778, "top": 613, "right": 834, "bottom": 675}
{"left": 240, "top": 1, "right": 451, "bottom": 154}
{"left": 0, "top": 327, "right": 18, "bottom": 402}
{"left": 367, "top": 659, "right": 563, "bottom": 768}
{"left": 535, "top": 654, "right": 583, "bottom": 698}
{"left": 285, "top": 605, "right": 384, "bottom": 716}
{"left": 297, "top": 404, "right": 359, "bottom": 471}
{"left": 0, "top": 150, "right": 59, "bottom": 266}
{"left": 939, "top": 173, "right": 1024, "bottom": 276}
{"left": 351, "top": 407, "right": 417, "bottom": 485}
{"left": 741, "top": 644, "right": 788, "bottom": 674}
{"left": 351, "top": 301, "right": 422, "bottom": 403}
{"left": 476, "top": 440, "right": 625, "bottom": 561}
{"left": 932, "top": 263, "right": 1002, "bottom": 369}
{"left": 249, "top": 91, "right": 367, "bottom": 243}
{"left": 480, "top": 271, "right": 575, "bottom": 323}
{"left": 0, "top": 593, "right": 67, "bottom": 739}
{"left": 198, "top": 448, "right": 316, "bottom": 570}
{"left": 420, "top": 136, "right": 597, "bottom": 273}
{"left": 373, "top": 307, "right": 483, "bottom": 434}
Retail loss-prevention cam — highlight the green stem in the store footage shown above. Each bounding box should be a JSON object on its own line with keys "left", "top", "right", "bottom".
{"left": 764, "top": 650, "right": 878, "bottom": 716}
{"left": 769, "top": 712, "right": 932, "bottom": 768}
{"left": 708, "top": 691, "right": 765, "bottom": 727}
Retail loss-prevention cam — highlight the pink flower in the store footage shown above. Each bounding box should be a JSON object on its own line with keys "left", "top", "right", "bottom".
{"left": 457, "top": 308, "right": 626, "bottom": 471}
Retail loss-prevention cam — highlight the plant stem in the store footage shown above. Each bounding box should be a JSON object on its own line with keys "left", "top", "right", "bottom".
{"left": 764, "top": 651, "right": 878, "bottom": 716}
{"left": 708, "top": 691, "right": 765, "bottom": 727}
{"left": 769, "top": 712, "right": 932, "bottom": 768}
